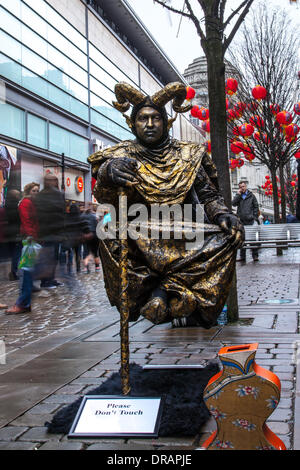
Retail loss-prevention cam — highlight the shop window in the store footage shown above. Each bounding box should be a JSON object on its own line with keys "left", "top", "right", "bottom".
{"left": 0, "top": 102, "right": 25, "bottom": 142}
{"left": 27, "top": 114, "right": 47, "bottom": 149}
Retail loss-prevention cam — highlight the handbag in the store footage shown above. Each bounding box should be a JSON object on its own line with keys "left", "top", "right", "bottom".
{"left": 18, "top": 238, "right": 42, "bottom": 270}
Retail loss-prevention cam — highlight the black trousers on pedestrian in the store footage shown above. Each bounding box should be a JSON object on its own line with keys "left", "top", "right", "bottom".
{"left": 239, "top": 246, "right": 259, "bottom": 260}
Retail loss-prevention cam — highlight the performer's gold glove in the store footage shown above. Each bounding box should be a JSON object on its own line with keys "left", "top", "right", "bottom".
{"left": 216, "top": 213, "right": 245, "bottom": 248}
{"left": 107, "top": 157, "right": 139, "bottom": 187}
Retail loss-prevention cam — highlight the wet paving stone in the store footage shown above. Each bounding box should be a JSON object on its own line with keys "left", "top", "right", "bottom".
{"left": 0, "top": 249, "right": 299, "bottom": 449}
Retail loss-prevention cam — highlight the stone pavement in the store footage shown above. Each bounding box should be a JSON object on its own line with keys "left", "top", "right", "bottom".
{"left": 0, "top": 248, "right": 299, "bottom": 451}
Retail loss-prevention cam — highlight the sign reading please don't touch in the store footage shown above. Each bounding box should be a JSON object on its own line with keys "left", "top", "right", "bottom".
{"left": 68, "top": 395, "right": 163, "bottom": 438}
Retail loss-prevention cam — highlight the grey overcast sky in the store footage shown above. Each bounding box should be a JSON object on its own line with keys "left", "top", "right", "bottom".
{"left": 125, "top": 0, "right": 300, "bottom": 75}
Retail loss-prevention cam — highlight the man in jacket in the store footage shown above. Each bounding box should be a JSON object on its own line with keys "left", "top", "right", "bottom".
{"left": 34, "top": 174, "right": 65, "bottom": 288}
{"left": 232, "top": 181, "right": 259, "bottom": 262}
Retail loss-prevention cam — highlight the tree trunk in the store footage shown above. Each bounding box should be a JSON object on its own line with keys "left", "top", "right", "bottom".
{"left": 204, "top": 38, "right": 239, "bottom": 322}
{"left": 279, "top": 163, "right": 286, "bottom": 223}
{"left": 270, "top": 167, "right": 282, "bottom": 255}
{"left": 206, "top": 47, "right": 231, "bottom": 209}
{"left": 297, "top": 160, "right": 300, "bottom": 220}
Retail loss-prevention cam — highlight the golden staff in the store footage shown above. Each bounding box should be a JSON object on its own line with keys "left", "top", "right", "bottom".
{"left": 118, "top": 187, "right": 131, "bottom": 395}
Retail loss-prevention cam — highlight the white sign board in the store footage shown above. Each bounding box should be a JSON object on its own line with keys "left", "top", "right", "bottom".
{"left": 68, "top": 395, "right": 163, "bottom": 438}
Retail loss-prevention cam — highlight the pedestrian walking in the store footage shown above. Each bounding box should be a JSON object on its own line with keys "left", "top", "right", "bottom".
{"left": 82, "top": 204, "right": 100, "bottom": 274}
{"left": 258, "top": 210, "right": 264, "bottom": 225}
{"left": 232, "top": 181, "right": 259, "bottom": 262}
{"left": 5, "top": 182, "right": 40, "bottom": 314}
{"left": 34, "top": 174, "right": 65, "bottom": 289}
{"left": 60, "top": 202, "right": 90, "bottom": 275}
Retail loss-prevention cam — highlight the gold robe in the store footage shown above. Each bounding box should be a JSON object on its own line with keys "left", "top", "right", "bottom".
{"left": 88, "top": 138, "right": 238, "bottom": 328}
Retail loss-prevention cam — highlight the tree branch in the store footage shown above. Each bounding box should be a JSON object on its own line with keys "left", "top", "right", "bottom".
{"left": 153, "top": 0, "right": 206, "bottom": 42}
{"left": 223, "top": 0, "right": 252, "bottom": 29}
{"left": 153, "top": 0, "right": 192, "bottom": 19}
{"left": 223, "top": 0, "right": 254, "bottom": 52}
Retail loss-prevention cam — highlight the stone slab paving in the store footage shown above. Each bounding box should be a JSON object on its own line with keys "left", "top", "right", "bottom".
{"left": 0, "top": 247, "right": 299, "bottom": 451}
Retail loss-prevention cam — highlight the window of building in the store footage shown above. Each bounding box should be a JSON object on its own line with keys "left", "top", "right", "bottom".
{"left": 91, "top": 109, "right": 132, "bottom": 141}
{"left": 49, "top": 123, "right": 89, "bottom": 163}
{"left": 27, "top": 113, "right": 47, "bottom": 149}
{"left": 0, "top": 102, "right": 25, "bottom": 142}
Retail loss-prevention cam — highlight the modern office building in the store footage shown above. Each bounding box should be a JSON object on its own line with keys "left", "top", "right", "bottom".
{"left": 0, "top": 0, "right": 202, "bottom": 204}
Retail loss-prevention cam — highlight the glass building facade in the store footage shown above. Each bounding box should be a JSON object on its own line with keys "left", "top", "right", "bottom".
{"left": 0, "top": 0, "right": 202, "bottom": 201}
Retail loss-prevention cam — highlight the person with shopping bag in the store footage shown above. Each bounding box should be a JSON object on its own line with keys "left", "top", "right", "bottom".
{"left": 5, "top": 182, "right": 40, "bottom": 314}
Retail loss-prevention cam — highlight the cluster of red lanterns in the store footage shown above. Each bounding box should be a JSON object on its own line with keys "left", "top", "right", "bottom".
{"left": 290, "top": 173, "right": 298, "bottom": 188}
{"left": 262, "top": 175, "right": 282, "bottom": 204}
{"left": 186, "top": 85, "right": 300, "bottom": 178}
{"left": 262, "top": 175, "right": 273, "bottom": 196}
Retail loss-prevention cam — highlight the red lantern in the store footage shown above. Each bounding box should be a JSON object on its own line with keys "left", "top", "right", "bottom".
{"left": 291, "top": 181, "right": 296, "bottom": 187}
{"left": 201, "top": 119, "right": 210, "bottom": 133}
{"left": 186, "top": 86, "right": 195, "bottom": 100}
{"left": 252, "top": 85, "right": 267, "bottom": 100}
{"left": 285, "top": 123, "right": 300, "bottom": 138}
{"left": 237, "top": 158, "right": 244, "bottom": 168}
{"left": 265, "top": 175, "right": 270, "bottom": 180}
{"left": 225, "top": 98, "right": 229, "bottom": 110}
{"left": 229, "top": 158, "right": 239, "bottom": 170}
{"left": 190, "top": 105, "right": 200, "bottom": 118}
{"left": 270, "top": 104, "right": 281, "bottom": 115}
{"left": 295, "top": 150, "right": 300, "bottom": 159}
{"left": 230, "top": 140, "right": 244, "bottom": 154}
{"left": 292, "top": 173, "right": 297, "bottom": 179}
{"left": 294, "top": 102, "right": 300, "bottom": 116}
{"left": 238, "top": 123, "right": 254, "bottom": 138}
{"left": 249, "top": 115, "right": 265, "bottom": 128}
{"left": 197, "top": 107, "right": 209, "bottom": 120}
{"left": 276, "top": 111, "right": 293, "bottom": 126}
{"left": 225, "top": 77, "right": 238, "bottom": 95}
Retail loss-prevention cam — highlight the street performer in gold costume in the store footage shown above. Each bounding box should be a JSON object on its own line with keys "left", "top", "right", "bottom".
{"left": 88, "top": 82, "right": 244, "bottom": 329}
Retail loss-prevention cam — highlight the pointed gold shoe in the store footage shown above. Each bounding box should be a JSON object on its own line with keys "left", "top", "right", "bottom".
{"left": 140, "top": 296, "right": 168, "bottom": 324}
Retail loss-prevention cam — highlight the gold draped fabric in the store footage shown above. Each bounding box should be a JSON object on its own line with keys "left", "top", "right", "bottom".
{"left": 88, "top": 138, "right": 237, "bottom": 328}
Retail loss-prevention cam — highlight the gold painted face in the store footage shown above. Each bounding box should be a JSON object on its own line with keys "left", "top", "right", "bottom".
{"left": 135, "top": 107, "right": 164, "bottom": 144}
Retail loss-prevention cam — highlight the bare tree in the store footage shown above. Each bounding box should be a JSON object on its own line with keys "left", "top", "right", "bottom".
{"left": 227, "top": 4, "right": 300, "bottom": 223}
{"left": 153, "top": 0, "right": 255, "bottom": 207}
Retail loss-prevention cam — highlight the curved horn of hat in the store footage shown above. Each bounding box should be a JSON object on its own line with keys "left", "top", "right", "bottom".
{"left": 112, "top": 82, "right": 146, "bottom": 112}
{"left": 151, "top": 82, "right": 192, "bottom": 113}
